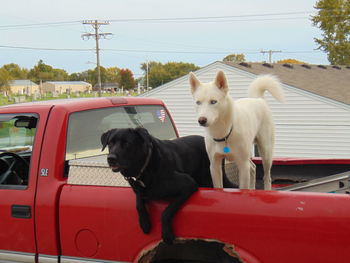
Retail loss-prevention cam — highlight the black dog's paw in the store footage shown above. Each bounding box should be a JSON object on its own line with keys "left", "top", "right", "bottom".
{"left": 162, "top": 229, "right": 175, "bottom": 244}
{"left": 140, "top": 218, "right": 152, "bottom": 234}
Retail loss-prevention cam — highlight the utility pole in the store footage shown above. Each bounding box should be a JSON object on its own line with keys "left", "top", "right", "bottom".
{"left": 82, "top": 20, "right": 112, "bottom": 97}
{"left": 146, "top": 60, "right": 149, "bottom": 90}
{"left": 260, "top": 50, "right": 282, "bottom": 64}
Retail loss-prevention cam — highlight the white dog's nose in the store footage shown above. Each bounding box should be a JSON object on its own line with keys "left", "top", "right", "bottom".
{"left": 198, "top": 117, "right": 207, "bottom": 126}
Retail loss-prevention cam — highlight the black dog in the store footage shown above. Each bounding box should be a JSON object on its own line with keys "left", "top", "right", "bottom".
{"left": 101, "top": 127, "right": 233, "bottom": 244}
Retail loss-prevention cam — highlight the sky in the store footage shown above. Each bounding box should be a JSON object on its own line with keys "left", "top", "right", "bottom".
{"left": 0, "top": 0, "right": 327, "bottom": 78}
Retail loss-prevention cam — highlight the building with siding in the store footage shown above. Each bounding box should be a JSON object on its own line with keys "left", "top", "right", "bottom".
{"left": 9, "top": 80, "right": 39, "bottom": 95}
{"left": 140, "top": 61, "right": 350, "bottom": 158}
{"left": 42, "top": 81, "right": 92, "bottom": 94}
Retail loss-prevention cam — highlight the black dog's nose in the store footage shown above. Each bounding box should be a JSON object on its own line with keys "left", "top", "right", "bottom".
{"left": 198, "top": 117, "right": 207, "bottom": 126}
{"left": 107, "top": 154, "right": 118, "bottom": 165}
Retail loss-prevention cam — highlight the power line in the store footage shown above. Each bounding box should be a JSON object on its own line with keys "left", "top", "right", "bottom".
{"left": 0, "top": 45, "right": 92, "bottom": 51}
{"left": 1, "top": 9, "right": 348, "bottom": 29}
{"left": 109, "top": 11, "right": 314, "bottom": 22}
{"left": 0, "top": 20, "right": 80, "bottom": 29}
{"left": 0, "top": 44, "right": 321, "bottom": 55}
{"left": 0, "top": 11, "right": 316, "bottom": 30}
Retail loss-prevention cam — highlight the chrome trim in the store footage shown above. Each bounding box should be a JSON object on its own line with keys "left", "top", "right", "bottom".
{"left": 0, "top": 250, "right": 35, "bottom": 263}
{"left": 38, "top": 254, "right": 59, "bottom": 263}
{"left": 61, "top": 256, "right": 130, "bottom": 263}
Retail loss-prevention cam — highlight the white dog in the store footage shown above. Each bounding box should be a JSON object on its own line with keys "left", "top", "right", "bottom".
{"left": 189, "top": 71, "right": 284, "bottom": 190}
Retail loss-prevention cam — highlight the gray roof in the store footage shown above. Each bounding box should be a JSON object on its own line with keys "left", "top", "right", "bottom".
{"left": 224, "top": 62, "right": 350, "bottom": 105}
{"left": 10, "top": 80, "right": 37, "bottom": 86}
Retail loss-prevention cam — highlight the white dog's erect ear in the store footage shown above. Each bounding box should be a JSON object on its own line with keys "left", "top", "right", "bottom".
{"left": 189, "top": 72, "right": 201, "bottom": 94}
{"left": 215, "top": 70, "right": 228, "bottom": 93}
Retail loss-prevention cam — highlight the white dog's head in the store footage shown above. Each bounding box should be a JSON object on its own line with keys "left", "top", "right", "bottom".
{"left": 189, "top": 70, "right": 230, "bottom": 127}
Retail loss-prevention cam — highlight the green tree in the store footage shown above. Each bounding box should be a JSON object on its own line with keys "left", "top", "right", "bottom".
{"left": 141, "top": 61, "right": 199, "bottom": 88}
{"left": 312, "top": 0, "right": 350, "bottom": 65}
{"left": 2, "top": 63, "right": 28, "bottom": 79}
{"left": 119, "top": 69, "right": 135, "bottom": 90}
{"left": 140, "top": 61, "right": 162, "bottom": 74}
{"left": 52, "top": 68, "right": 69, "bottom": 81}
{"left": 28, "top": 60, "right": 69, "bottom": 82}
{"left": 70, "top": 66, "right": 121, "bottom": 86}
{"left": 69, "top": 70, "right": 91, "bottom": 83}
{"left": 0, "top": 68, "right": 12, "bottom": 93}
{"left": 223, "top": 53, "right": 246, "bottom": 63}
{"left": 105, "top": 67, "right": 121, "bottom": 84}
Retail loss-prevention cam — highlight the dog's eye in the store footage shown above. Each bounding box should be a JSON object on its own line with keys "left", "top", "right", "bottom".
{"left": 210, "top": 100, "right": 217, "bottom": 105}
{"left": 196, "top": 101, "right": 202, "bottom": 105}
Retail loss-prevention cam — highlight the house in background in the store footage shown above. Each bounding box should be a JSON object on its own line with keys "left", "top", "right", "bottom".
{"left": 9, "top": 80, "right": 39, "bottom": 95}
{"left": 42, "top": 81, "right": 92, "bottom": 94}
{"left": 140, "top": 61, "right": 350, "bottom": 158}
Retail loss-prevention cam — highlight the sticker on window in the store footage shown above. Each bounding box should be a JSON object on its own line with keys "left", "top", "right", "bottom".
{"left": 156, "top": 109, "right": 166, "bottom": 123}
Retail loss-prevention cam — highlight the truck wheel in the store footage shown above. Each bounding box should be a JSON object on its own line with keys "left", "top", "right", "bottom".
{"left": 139, "top": 239, "right": 243, "bottom": 263}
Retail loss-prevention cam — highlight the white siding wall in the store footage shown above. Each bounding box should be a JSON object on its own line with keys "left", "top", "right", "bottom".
{"left": 141, "top": 62, "right": 350, "bottom": 158}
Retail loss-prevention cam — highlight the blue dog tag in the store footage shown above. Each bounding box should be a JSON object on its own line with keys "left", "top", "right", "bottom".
{"left": 223, "top": 146, "right": 230, "bottom": 153}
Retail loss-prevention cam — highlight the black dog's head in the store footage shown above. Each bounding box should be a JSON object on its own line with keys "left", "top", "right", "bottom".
{"left": 101, "top": 127, "right": 152, "bottom": 176}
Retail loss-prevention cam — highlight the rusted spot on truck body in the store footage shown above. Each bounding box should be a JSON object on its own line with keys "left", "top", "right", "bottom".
{"left": 138, "top": 238, "right": 245, "bottom": 263}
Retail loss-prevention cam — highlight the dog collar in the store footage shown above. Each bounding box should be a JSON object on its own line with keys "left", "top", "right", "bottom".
{"left": 139, "top": 146, "right": 153, "bottom": 175}
{"left": 213, "top": 125, "right": 233, "bottom": 142}
{"left": 213, "top": 125, "right": 233, "bottom": 153}
{"left": 124, "top": 145, "right": 152, "bottom": 188}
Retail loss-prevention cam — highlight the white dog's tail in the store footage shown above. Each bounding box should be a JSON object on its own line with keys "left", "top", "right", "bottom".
{"left": 248, "top": 74, "right": 285, "bottom": 103}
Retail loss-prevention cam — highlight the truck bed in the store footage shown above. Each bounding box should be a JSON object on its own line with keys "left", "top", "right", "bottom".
{"left": 68, "top": 155, "right": 350, "bottom": 193}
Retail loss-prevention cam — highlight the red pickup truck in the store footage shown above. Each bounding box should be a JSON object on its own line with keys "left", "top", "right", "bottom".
{"left": 0, "top": 97, "right": 349, "bottom": 263}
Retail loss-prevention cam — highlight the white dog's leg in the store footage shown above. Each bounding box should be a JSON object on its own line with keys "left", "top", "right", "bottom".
{"left": 209, "top": 156, "right": 223, "bottom": 188}
{"left": 237, "top": 160, "right": 251, "bottom": 189}
{"left": 249, "top": 164, "right": 256, "bottom": 189}
{"left": 261, "top": 158, "right": 272, "bottom": 190}
{"left": 264, "top": 171, "right": 272, "bottom": 190}
{"left": 257, "top": 138, "right": 273, "bottom": 190}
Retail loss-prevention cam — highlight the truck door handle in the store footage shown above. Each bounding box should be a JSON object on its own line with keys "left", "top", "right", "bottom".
{"left": 11, "top": 205, "right": 31, "bottom": 219}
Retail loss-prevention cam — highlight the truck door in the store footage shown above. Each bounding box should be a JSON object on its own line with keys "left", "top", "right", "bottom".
{"left": 0, "top": 111, "right": 48, "bottom": 262}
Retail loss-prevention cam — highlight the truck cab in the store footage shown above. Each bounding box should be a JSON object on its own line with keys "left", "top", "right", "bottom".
{"left": 0, "top": 97, "right": 178, "bottom": 262}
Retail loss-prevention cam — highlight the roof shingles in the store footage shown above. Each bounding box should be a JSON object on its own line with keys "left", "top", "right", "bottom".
{"left": 224, "top": 62, "right": 350, "bottom": 105}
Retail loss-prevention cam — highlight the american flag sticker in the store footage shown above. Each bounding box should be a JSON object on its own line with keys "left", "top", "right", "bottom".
{"left": 156, "top": 109, "right": 166, "bottom": 123}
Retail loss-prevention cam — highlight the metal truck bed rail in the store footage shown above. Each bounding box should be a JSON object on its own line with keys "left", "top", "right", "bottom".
{"left": 278, "top": 171, "right": 350, "bottom": 193}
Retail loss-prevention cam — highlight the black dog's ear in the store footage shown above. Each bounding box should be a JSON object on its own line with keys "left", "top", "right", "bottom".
{"left": 135, "top": 127, "right": 151, "bottom": 145}
{"left": 101, "top": 130, "right": 112, "bottom": 151}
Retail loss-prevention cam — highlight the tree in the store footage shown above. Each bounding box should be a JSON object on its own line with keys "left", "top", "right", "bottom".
{"left": 223, "top": 53, "right": 245, "bottom": 63}
{"left": 105, "top": 67, "right": 121, "bottom": 84}
{"left": 70, "top": 66, "right": 121, "bottom": 87}
{"left": 28, "top": 60, "right": 69, "bottom": 82}
{"left": 277, "top": 59, "right": 306, "bottom": 64}
{"left": 312, "top": 0, "right": 350, "bottom": 65}
{"left": 140, "top": 61, "right": 162, "bottom": 74}
{"left": 119, "top": 69, "right": 135, "bottom": 90}
{"left": 0, "top": 68, "right": 12, "bottom": 93}
{"left": 2, "top": 63, "right": 28, "bottom": 79}
{"left": 140, "top": 61, "right": 199, "bottom": 88}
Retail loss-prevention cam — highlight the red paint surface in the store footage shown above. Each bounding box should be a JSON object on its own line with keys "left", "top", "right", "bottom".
{"left": 59, "top": 186, "right": 350, "bottom": 263}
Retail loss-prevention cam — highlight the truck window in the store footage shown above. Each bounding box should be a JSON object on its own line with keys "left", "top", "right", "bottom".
{"left": 66, "top": 105, "right": 177, "bottom": 160}
{"left": 0, "top": 114, "right": 37, "bottom": 187}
